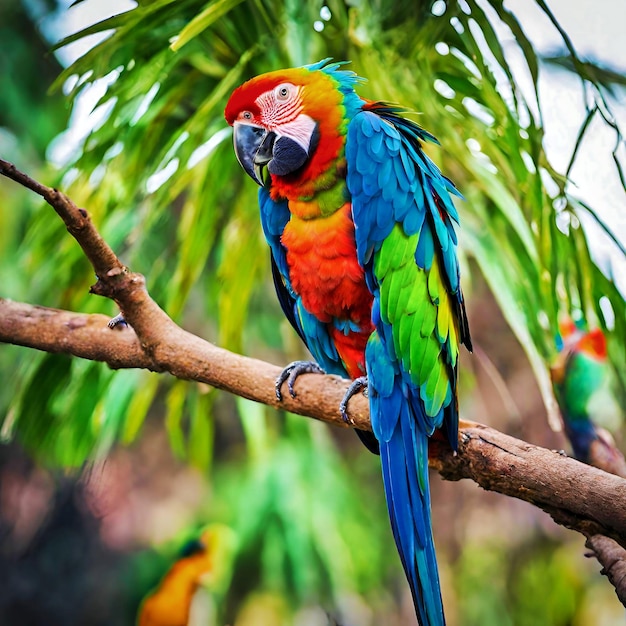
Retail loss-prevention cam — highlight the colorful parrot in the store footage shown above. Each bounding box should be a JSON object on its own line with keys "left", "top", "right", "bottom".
{"left": 551, "top": 322, "right": 626, "bottom": 476}
{"left": 225, "top": 59, "right": 471, "bottom": 625}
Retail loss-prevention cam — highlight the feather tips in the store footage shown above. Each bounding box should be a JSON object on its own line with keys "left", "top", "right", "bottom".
{"left": 368, "top": 335, "right": 446, "bottom": 626}
{"left": 346, "top": 110, "right": 469, "bottom": 423}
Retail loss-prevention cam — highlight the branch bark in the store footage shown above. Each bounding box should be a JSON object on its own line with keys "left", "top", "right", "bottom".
{"left": 586, "top": 535, "right": 626, "bottom": 606}
{"left": 2, "top": 158, "right": 626, "bottom": 604}
{"left": 0, "top": 298, "right": 369, "bottom": 430}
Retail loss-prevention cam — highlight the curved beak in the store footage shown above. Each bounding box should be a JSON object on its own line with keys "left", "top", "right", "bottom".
{"left": 233, "top": 122, "right": 276, "bottom": 186}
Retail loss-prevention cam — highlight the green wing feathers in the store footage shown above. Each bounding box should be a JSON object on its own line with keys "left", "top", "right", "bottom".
{"left": 375, "top": 225, "right": 459, "bottom": 418}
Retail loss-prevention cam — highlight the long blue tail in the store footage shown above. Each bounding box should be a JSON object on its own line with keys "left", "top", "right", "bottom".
{"left": 368, "top": 346, "right": 445, "bottom": 625}
{"left": 381, "top": 419, "right": 444, "bottom": 625}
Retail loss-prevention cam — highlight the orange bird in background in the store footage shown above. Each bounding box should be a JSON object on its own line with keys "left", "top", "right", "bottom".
{"left": 137, "top": 527, "right": 224, "bottom": 626}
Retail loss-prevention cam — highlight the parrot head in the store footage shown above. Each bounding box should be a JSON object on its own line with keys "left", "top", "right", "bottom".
{"left": 551, "top": 322, "right": 607, "bottom": 385}
{"left": 225, "top": 60, "right": 363, "bottom": 195}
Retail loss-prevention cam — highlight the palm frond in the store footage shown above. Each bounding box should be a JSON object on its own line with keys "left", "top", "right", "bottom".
{"left": 5, "top": 0, "right": 625, "bottom": 456}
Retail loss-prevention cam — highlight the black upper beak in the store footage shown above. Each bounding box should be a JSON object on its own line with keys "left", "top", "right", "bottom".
{"left": 233, "top": 123, "right": 276, "bottom": 186}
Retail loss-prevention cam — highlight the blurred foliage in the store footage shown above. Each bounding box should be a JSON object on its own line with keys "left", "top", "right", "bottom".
{"left": 0, "top": 1, "right": 68, "bottom": 159}
{"left": 1, "top": 0, "right": 625, "bottom": 624}
{"left": 2, "top": 0, "right": 624, "bottom": 460}
{"left": 0, "top": 0, "right": 71, "bottom": 457}
{"left": 212, "top": 409, "right": 395, "bottom": 623}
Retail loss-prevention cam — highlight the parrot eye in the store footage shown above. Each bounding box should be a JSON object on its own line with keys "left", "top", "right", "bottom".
{"left": 242, "top": 111, "right": 253, "bottom": 120}
{"left": 275, "top": 83, "right": 294, "bottom": 101}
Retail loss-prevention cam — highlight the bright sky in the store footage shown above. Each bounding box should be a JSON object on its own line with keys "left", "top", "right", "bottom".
{"left": 506, "top": 0, "right": 626, "bottom": 293}
{"left": 46, "top": 0, "right": 626, "bottom": 294}
{"left": 509, "top": 0, "right": 626, "bottom": 72}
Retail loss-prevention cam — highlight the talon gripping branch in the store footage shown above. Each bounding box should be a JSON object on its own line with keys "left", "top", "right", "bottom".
{"left": 225, "top": 59, "right": 472, "bottom": 625}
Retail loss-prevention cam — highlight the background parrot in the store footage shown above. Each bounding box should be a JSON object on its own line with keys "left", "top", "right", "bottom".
{"left": 138, "top": 528, "right": 218, "bottom": 626}
{"left": 224, "top": 59, "right": 471, "bottom": 625}
{"left": 551, "top": 322, "right": 626, "bottom": 477}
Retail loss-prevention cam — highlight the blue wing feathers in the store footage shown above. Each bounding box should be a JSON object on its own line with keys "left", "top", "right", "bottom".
{"left": 356, "top": 146, "right": 376, "bottom": 175}
{"left": 370, "top": 127, "right": 384, "bottom": 155}
{"left": 394, "top": 157, "right": 411, "bottom": 192}
{"left": 382, "top": 177, "right": 396, "bottom": 203}
{"left": 348, "top": 104, "right": 470, "bottom": 625}
{"left": 270, "top": 255, "right": 305, "bottom": 341}
{"left": 415, "top": 223, "right": 435, "bottom": 271}
{"left": 400, "top": 147, "right": 416, "bottom": 181}
{"left": 362, "top": 173, "right": 379, "bottom": 197}
{"left": 378, "top": 159, "right": 392, "bottom": 189}
{"left": 259, "top": 188, "right": 291, "bottom": 278}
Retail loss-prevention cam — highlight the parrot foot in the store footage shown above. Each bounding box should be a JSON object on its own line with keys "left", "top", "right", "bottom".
{"left": 275, "top": 360, "right": 325, "bottom": 401}
{"left": 340, "top": 376, "right": 368, "bottom": 424}
{"left": 108, "top": 313, "right": 128, "bottom": 329}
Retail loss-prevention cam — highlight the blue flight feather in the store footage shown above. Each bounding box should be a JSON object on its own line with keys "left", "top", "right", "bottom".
{"left": 346, "top": 105, "right": 472, "bottom": 626}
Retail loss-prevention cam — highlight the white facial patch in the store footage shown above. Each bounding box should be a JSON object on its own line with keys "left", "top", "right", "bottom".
{"left": 255, "top": 85, "right": 302, "bottom": 126}
{"left": 276, "top": 114, "right": 317, "bottom": 153}
{"left": 254, "top": 85, "right": 317, "bottom": 152}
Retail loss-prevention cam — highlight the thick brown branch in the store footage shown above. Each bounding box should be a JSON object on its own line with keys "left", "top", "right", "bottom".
{"left": 3, "top": 297, "right": 626, "bottom": 554}
{"left": 586, "top": 535, "right": 626, "bottom": 605}
{"left": 0, "top": 298, "right": 369, "bottom": 430}
{"left": 0, "top": 300, "right": 155, "bottom": 370}
{"left": 430, "top": 426, "right": 626, "bottom": 544}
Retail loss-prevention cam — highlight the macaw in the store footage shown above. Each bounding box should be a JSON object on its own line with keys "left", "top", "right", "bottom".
{"left": 551, "top": 322, "right": 626, "bottom": 476}
{"left": 224, "top": 59, "right": 471, "bottom": 625}
{"left": 137, "top": 528, "right": 217, "bottom": 626}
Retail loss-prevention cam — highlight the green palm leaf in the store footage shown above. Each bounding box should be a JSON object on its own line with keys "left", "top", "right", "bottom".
{"left": 5, "top": 0, "right": 626, "bottom": 465}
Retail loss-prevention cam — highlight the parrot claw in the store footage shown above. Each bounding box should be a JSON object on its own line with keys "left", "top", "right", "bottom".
{"left": 340, "top": 376, "right": 368, "bottom": 424}
{"left": 108, "top": 312, "right": 128, "bottom": 329}
{"left": 275, "top": 360, "right": 325, "bottom": 401}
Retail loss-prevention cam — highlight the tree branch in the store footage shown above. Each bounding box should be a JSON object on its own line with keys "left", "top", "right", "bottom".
{"left": 2, "top": 157, "right": 626, "bottom": 604}
{"left": 586, "top": 535, "right": 626, "bottom": 606}
{"left": 430, "top": 427, "right": 626, "bottom": 542}
{"left": 0, "top": 300, "right": 155, "bottom": 370}
{"left": 0, "top": 298, "right": 369, "bottom": 430}
{"left": 3, "top": 297, "right": 626, "bottom": 540}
